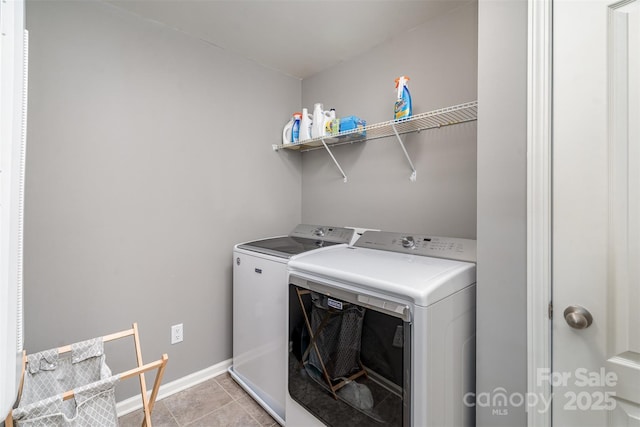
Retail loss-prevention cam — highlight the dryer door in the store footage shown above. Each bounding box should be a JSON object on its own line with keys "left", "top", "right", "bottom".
{"left": 288, "top": 279, "right": 410, "bottom": 427}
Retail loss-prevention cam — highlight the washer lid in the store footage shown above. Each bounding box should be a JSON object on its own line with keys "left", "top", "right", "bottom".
{"left": 237, "top": 236, "right": 344, "bottom": 259}
{"left": 288, "top": 246, "right": 476, "bottom": 307}
{"left": 236, "top": 224, "right": 355, "bottom": 259}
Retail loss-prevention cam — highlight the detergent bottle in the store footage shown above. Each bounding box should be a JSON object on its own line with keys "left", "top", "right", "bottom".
{"left": 394, "top": 75, "right": 412, "bottom": 120}
{"left": 291, "top": 113, "right": 302, "bottom": 143}
{"left": 325, "top": 109, "right": 337, "bottom": 136}
{"left": 311, "top": 103, "right": 325, "bottom": 139}
{"left": 282, "top": 116, "right": 294, "bottom": 145}
{"left": 299, "top": 108, "right": 313, "bottom": 141}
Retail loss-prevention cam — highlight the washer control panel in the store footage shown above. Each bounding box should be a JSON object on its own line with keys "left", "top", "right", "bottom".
{"left": 289, "top": 224, "right": 355, "bottom": 244}
{"left": 355, "top": 231, "right": 476, "bottom": 262}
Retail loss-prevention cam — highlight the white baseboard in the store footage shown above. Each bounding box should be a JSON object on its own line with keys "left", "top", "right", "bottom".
{"left": 116, "top": 358, "right": 232, "bottom": 417}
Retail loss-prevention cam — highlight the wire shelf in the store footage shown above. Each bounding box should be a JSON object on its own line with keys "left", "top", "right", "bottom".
{"left": 274, "top": 100, "right": 478, "bottom": 153}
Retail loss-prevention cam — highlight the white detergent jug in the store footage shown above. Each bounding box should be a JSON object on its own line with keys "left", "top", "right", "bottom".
{"left": 311, "top": 103, "right": 326, "bottom": 139}
{"left": 282, "top": 118, "right": 294, "bottom": 145}
{"left": 299, "top": 108, "right": 313, "bottom": 141}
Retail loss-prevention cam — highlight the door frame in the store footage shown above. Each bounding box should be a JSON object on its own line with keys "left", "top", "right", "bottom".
{"left": 528, "top": 1, "right": 640, "bottom": 425}
{"left": 527, "top": 0, "right": 552, "bottom": 426}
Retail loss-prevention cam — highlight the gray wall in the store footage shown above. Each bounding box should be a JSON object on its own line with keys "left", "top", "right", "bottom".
{"left": 476, "top": 0, "right": 528, "bottom": 425}
{"left": 24, "top": 0, "right": 301, "bottom": 400}
{"left": 300, "top": 2, "right": 478, "bottom": 238}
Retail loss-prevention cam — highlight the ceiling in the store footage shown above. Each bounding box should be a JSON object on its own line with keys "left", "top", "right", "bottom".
{"left": 105, "top": 0, "right": 471, "bottom": 80}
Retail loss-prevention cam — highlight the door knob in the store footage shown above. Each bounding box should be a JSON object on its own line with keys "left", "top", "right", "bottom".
{"left": 563, "top": 305, "right": 593, "bottom": 329}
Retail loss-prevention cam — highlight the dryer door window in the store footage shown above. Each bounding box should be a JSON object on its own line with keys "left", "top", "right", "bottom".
{"left": 288, "top": 282, "right": 410, "bottom": 427}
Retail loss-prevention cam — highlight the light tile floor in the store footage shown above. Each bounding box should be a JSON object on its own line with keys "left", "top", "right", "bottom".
{"left": 118, "top": 373, "right": 277, "bottom": 427}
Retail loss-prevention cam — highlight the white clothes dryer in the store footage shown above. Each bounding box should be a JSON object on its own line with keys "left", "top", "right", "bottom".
{"left": 229, "top": 224, "right": 356, "bottom": 425}
{"left": 286, "top": 231, "right": 477, "bottom": 427}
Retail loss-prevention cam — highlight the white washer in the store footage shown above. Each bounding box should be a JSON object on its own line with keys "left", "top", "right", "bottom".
{"left": 286, "top": 231, "right": 476, "bottom": 427}
{"left": 229, "top": 224, "right": 356, "bottom": 425}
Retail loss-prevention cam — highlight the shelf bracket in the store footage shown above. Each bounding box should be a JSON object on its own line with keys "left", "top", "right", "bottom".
{"left": 391, "top": 123, "right": 417, "bottom": 182}
{"left": 321, "top": 139, "right": 348, "bottom": 183}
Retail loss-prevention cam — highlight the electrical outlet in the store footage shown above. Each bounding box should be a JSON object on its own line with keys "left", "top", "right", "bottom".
{"left": 171, "top": 323, "right": 183, "bottom": 344}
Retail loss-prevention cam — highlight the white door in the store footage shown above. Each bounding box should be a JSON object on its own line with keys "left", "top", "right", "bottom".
{"left": 553, "top": 0, "right": 640, "bottom": 425}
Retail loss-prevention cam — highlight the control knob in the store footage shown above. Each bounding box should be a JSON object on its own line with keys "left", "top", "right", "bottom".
{"left": 401, "top": 236, "right": 416, "bottom": 249}
{"left": 313, "top": 227, "right": 325, "bottom": 237}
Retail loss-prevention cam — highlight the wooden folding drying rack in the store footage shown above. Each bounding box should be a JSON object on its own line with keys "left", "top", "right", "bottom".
{"left": 295, "top": 288, "right": 367, "bottom": 400}
{"left": 5, "top": 323, "right": 168, "bottom": 427}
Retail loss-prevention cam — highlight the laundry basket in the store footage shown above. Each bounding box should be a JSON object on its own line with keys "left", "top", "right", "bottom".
{"left": 293, "top": 287, "right": 367, "bottom": 400}
{"left": 11, "top": 338, "right": 119, "bottom": 426}
{"left": 5, "top": 323, "right": 169, "bottom": 427}
{"left": 308, "top": 292, "right": 365, "bottom": 380}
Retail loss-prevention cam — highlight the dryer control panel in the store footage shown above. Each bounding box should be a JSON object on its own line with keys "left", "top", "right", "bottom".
{"left": 354, "top": 231, "right": 476, "bottom": 263}
{"left": 288, "top": 224, "right": 355, "bottom": 244}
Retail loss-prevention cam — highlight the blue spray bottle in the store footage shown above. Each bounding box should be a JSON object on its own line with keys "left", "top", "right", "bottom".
{"left": 292, "top": 112, "right": 301, "bottom": 143}
{"left": 394, "top": 75, "right": 412, "bottom": 120}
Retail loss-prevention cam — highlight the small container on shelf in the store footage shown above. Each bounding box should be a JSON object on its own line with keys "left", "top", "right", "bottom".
{"left": 325, "top": 109, "right": 339, "bottom": 136}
